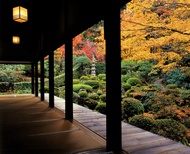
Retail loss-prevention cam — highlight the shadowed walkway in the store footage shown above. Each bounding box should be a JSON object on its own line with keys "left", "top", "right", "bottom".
{"left": 44, "top": 94, "right": 190, "bottom": 154}
{"left": 1, "top": 93, "right": 190, "bottom": 154}
{"left": 0, "top": 94, "right": 108, "bottom": 154}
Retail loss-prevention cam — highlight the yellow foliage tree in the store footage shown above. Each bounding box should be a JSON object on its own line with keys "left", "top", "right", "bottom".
{"left": 121, "top": 0, "right": 190, "bottom": 73}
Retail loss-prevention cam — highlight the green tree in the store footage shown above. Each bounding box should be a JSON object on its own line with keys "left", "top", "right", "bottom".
{"left": 73, "top": 56, "right": 91, "bottom": 78}
{"left": 137, "top": 60, "right": 154, "bottom": 83}
{"left": 0, "top": 64, "right": 25, "bottom": 82}
{"left": 121, "top": 60, "right": 138, "bottom": 77}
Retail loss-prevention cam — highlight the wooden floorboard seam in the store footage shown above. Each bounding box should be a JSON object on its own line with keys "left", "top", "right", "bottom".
{"left": 43, "top": 94, "right": 190, "bottom": 154}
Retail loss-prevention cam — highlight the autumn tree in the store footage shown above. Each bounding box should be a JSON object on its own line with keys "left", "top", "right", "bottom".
{"left": 121, "top": 0, "right": 190, "bottom": 74}
{"left": 73, "top": 21, "right": 105, "bottom": 62}
{"left": 94, "top": 25, "right": 106, "bottom": 62}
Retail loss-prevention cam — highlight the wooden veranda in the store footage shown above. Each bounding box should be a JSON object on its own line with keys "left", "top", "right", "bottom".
{"left": 1, "top": 94, "right": 189, "bottom": 153}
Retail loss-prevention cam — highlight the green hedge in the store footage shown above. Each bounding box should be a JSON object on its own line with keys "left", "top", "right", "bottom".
{"left": 73, "top": 84, "right": 93, "bottom": 93}
{"left": 95, "top": 102, "right": 106, "bottom": 114}
{"left": 84, "top": 80, "right": 99, "bottom": 89}
{"left": 0, "top": 82, "right": 9, "bottom": 92}
{"left": 14, "top": 82, "right": 31, "bottom": 90}
{"left": 54, "top": 74, "right": 65, "bottom": 87}
{"left": 127, "top": 78, "right": 141, "bottom": 86}
{"left": 122, "top": 98, "right": 144, "bottom": 121}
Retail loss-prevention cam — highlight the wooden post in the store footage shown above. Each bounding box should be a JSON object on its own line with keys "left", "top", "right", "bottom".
{"left": 104, "top": 2, "right": 122, "bottom": 153}
{"left": 40, "top": 57, "right": 44, "bottom": 101}
{"left": 35, "top": 61, "right": 38, "bottom": 97}
{"left": 49, "top": 51, "right": 54, "bottom": 108}
{"left": 31, "top": 63, "right": 35, "bottom": 94}
{"left": 65, "top": 37, "right": 73, "bottom": 119}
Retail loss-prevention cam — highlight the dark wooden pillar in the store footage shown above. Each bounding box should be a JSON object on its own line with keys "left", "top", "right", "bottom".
{"left": 31, "top": 63, "right": 35, "bottom": 94}
{"left": 35, "top": 61, "right": 38, "bottom": 97}
{"left": 49, "top": 51, "right": 54, "bottom": 108}
{"left": 40, "top": 57, "right": 45, "bottom": 101}
{"left": 65, "top": 37, "right": 73, "bottom": 119}
{"left": 104, "top": 2, "right": 122, "bottom": 153}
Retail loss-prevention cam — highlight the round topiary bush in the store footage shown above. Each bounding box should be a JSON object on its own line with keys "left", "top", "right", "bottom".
{"left": 150, "top": 119, "right": 189, "bottom": 146}
{"left": 122, "top": 98, "right": 144, "bottom": 121}
{"left": 89, "top": 75, "right": 97, "bottom": 80}
{"left": 127, "top": 78, "right": 141, "bottom": 86}
{"left": 88, "top": 93, "right": 99, "bottom": 100}
{"left": 78, "top": 91, "right": 88, "bottom": 98}
{"left": 44, "top": 85, "right": 49, "bottom": 93}
{"left": 95, "top": 102, "right": 106, "bottom": 114}
{"left": 99, "top": 94, "right": 106, "bottom": 102}
{"left": 84, "top": 80, "right": 99, "bottom": 89}
{"left": 73, "top": 84, "right": 93, "bottom": 93}
{"left": 73, "top": 79, "right": 80, "bottom": 84}
{"left": 129, "top": 114, "right": 155, "bottom": 131}
{"left": 83, "top": 98, "right": 98, "bottom": 110}
{"left": 80, "top": 76, "right": 90, "bottom": 81}
{"left": 122, "top": 83, "right": 131, "bottom": 91}
{"left": 98, "top": 74, "right": 106, "bottom": 81}
{"left": 54, "top": 74, "right": 65, "bottom": 87}
{"left": 97, "top": 89, "right": 103, "bottom": 95}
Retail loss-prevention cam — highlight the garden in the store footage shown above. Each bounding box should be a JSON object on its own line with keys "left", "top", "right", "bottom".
{"left": 1, "top": 0, "right": 190, "bottom": 147}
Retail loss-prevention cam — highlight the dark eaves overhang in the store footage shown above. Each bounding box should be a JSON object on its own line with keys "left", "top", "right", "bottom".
{"left": 0, "top": 0, "right": 130, "bottom": 64}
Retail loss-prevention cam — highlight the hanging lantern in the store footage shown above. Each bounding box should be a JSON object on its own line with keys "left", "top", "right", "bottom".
{"left": 13, "top": 6, "right": 28, "bottom": 23}
{"left": 12, "top": 36, "right": 20, "bottom": 44}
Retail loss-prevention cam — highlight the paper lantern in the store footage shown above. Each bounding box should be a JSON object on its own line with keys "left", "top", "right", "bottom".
{"left": 13, "top": 6, "right": 28, "bottom": 23}
{"left": 12, "top": 36, "right": 20, "bottom": 44}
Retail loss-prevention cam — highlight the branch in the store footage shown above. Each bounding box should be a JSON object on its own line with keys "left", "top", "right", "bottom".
{"left": 121, "top": 20, "right": 190, "bottom": 35}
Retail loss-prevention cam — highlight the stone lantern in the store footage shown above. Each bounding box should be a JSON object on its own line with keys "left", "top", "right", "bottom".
{"left": 91, "top": 54, "right": 96, "bottom": 76}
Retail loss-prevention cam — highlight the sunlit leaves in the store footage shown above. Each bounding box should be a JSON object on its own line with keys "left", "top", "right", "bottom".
{"left": 121, "top": 0, "right": 190, "bottom": 73}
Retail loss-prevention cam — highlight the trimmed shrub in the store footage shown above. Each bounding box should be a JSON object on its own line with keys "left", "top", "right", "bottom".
{"left": 98, "top": 74, "right": 106, "bottom": 81}
{"left": 99, "top": 94, "right": 106, "bottom": 102}
{"left": 97, "top": 89, "right": 103, "bottom": 95}
{"left": 182, "top": 117, "right": 190, "bottom": 128}
{"left": 99, "top": 81, "right": 106, "bottom": 89}
{"left": 129, "top": 115, "right": 155, "bottom": 131}
{"left": 73, "top": 84, "right": 93, "bottom": 93}
{"left": 127, "top": 78, "right": 141, "bottom": 86}
{"left": 58, "top": 86, "right": 65, "bottom": 98}
{"left": 151, "top": 119, "right": 189, "bottom": 146}
{"left": 84, "top": 80, "right": 99, "bottom": 89}
{"left": 88, "top": 93, "right": 99, "bottom": 100}
{"left": 54, "top": 74, "right": 65, "bottom": 87}
{"left": 121, "top": 74, "right": 130, "bottom": 83}
{"left": 167, "top": 84, "right": 178, "bottom": 89}
{"left": 95, "top": 102, "right": 106, "bottom": 114}
{"left": 0, "top": 82, "right": 9, "bottom": 92}
{"left": 122, "top": 98, "right": 144, "bottom": 121}
{"left": 54, "top": 87, "right": 59, "bottom": 96}
{"left": 89, "top": 75, "right": 97, "bottom": 80}
{"left": 44, "top": 85, "right": 49, "bottom": 93}
{"left": 78, "top": 91, "right": 88, "bottom": 98}
{"left": 73, "top": 92, "right": 80, "bottom": 104}
{"left": 73, "top": 79, "right": 80, "bottom": 84}
{"left": 125, "top": 89, "right": 134, "bottom": 97}
{"left": 80, "top": 76, "right": 90, "bottom": 81}
{"left": 14, "top": 82, "right": 31, "bottom": 91}
{"left": 83, "top": 98, "right": 98, "bottom": 110}
{"left": 122, "top": 83, "right": 131, "bottom": 91}
{"left": 15, "top": 89, "right": 31, "bottom": 94}
{"left": 146, "top": 94, "right": 175, "bottom": 113}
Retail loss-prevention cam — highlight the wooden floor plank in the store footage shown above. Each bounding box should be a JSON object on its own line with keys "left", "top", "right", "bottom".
{"left": 44, "top": 94, "right": 190, "bottom": 154}
{"left": 0, "top": 94, "right": 106, "bottom": 154}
